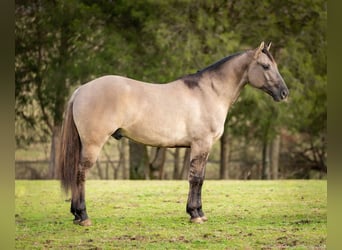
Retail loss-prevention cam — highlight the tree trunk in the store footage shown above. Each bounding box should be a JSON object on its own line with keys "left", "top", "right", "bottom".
{"left": 173, "top": 148, "right": 180, "bottom": 179}
{"left": 48, "top": 125, "right": 61, "bottom": 179}
{"left": 95, "top": 161, "right": 105, "bottom": 179}
{"left": 270, "top": 134, "right": 281, "bottom": 179}
{"left": 149, "top": 147, "right": 166, "bottom": 179}
{"left": 180, "top": 148, "right": 191, "bottom": 179}
{"left": 118, "top": 138, "right": 128, "bottom": 179}
{"left": 220, "top": 127, "right": 230, "bottom": 179}
{"left": 261, "top": 140, "right": 271, "bottom": 180}
{"left": 112, "top": 138, "right": 128, "bottom": 179}
{"left": 129, "top": 140, "right": 149, "bottom": 179}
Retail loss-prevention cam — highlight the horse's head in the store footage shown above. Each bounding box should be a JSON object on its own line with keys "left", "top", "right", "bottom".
{"left": 247, "top": 41, "right": 289, "bottom": 102}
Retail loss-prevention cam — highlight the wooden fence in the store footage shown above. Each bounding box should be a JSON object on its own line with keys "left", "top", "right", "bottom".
{"left": 15, "top": 159, "right": 262, "bottom": 180}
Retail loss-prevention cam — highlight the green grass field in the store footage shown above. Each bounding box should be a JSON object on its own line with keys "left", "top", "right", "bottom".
{"left": 15, "top": 180, "right": 326, "bottom": 249}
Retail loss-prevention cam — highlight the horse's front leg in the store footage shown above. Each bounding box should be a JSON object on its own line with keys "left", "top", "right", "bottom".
{"left": 186, "top": 142, "right": 211, "bottom": 223}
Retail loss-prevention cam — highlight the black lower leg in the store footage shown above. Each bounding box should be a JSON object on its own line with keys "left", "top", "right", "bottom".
{"left": 186, "top": 175, "right": 204, "bottom": 219}
{"left": 77, "top": 169, "right": 89, "bottom": 221}
{"left": 71, "top": 198, "right": 81, "bottom": 222}
{"left": 70, "top": 168, "right": 89, "bottom": 223}
{"left": 186, "top": 151, "right": 208, "bottom": 220}
{"left": 197, "top": 188, "right": 205, "bottom": 218}
{"left": 77, "top": 182, "right": 88, "bottom": 221}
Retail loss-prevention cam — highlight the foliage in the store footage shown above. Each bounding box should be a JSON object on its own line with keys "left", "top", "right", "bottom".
{"left": 15, "top": 180, "right": 326, "bottom": 249}
{"left": 15, "top": 0, "right": 327, "bottom": 177}
{"left": 15, "top": 0, "right": 105, "bottom": 145}
{"left": 225, "top": 0, "right": 327, "bottom": 172}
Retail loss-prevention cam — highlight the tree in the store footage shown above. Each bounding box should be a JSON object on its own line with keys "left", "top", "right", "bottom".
{"left": 16, "top": 0, "right": 111, "bottom": 177}
{"left": 223, "top": 0, "right": 327, "bottom": 179}
{"left": 149, "top": 147, "right": 167, "bottom": 180}
{"left": 279, "top": 39, "right": 327, "bottom": 175}
{"left": 220, "top": 119, "right": 230, "bottom": 179}
{"left": 129, "top": 141, "right": 149, "bottom": 179}
{"left": 15, "top": 0, "right": 326, "bottom": 180}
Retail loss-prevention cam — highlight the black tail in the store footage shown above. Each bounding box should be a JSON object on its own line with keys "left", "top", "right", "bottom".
{"left": 57, "top": 100, "right": 81, "bottom": 195}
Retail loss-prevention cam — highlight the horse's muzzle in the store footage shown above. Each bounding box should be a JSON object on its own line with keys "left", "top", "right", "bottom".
{"left": 260, "top": 84, "right": 289, "bottom": 102}
{"left": 279, "top": 87, "right": 289, "bottom": 101}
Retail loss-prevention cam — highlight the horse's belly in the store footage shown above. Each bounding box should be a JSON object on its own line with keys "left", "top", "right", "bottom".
{"left": 122, "top": 121, "right": 191, "bottom": 148}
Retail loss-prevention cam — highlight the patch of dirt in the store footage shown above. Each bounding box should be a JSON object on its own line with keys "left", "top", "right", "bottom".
{"left": 169, "top": 236, "right": 190, "bottom": 243}
{"left": 292, "top": 219, "right": 311, "bottom": 225}
{"left": 112, "top": 235, "right": 148, "bottom": 241}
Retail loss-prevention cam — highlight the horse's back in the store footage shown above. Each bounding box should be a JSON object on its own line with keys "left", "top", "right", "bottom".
{"left": 76, "top": 75, "right": 143, "bottom": 95}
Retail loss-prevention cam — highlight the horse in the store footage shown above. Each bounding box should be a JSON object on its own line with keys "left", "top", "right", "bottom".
{"left": 58, "top": 41, "right": 289, "bottom": 226}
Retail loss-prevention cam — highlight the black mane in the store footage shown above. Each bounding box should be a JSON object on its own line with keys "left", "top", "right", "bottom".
{"left": 197, "top": 52, "right": 243, "bottom": 74}
{"left": 181, "top": 52, "right": 243, "bottom": 89}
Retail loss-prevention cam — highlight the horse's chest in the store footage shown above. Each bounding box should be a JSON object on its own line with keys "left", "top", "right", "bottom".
{"left": 215, "top": 125, "right": 225, "bottom": 138}
{"left": 208, "top": 122, "right": 224, "bottom": 141}
{"left": 200, "top": 107, "right": 227, "bottom": 141}
{"left": 187, "top": 115, "right": 225, "bottom": 143}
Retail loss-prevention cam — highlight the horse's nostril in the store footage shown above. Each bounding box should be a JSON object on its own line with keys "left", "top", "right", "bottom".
{"left": 281, "top": 89, "right": 288, "bottom": 99}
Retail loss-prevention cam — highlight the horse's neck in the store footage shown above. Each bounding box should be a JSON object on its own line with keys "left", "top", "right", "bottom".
{"left": 211, "top": 51, "right": 252, "bottom": 107}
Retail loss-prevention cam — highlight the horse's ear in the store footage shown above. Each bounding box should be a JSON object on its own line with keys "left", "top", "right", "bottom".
{"left": 267, "top": 41, "right": 272, "bottom": 51}
{"left": 254, "top": 41, "right": 264, "bottom": 59}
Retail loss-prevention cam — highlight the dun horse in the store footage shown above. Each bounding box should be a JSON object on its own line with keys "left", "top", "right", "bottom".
{"left": 58, "top": 42, "right": 288, "bottom": 226}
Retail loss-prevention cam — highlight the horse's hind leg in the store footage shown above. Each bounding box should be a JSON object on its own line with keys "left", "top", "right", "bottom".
{"left": 71, "top": 161, "right": 92, "bottom": 226}
{"left": 71, "top": 167, "right": 89, "bottom": 225}
{"left": 71, "top": 144, "right": 103, "bottom": 226}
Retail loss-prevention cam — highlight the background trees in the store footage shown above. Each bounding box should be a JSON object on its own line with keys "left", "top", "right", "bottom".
{"left": 15, "top": 0, "right": 327, "bottom": 180}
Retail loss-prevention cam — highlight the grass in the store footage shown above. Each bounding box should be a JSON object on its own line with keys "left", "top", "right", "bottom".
{"left": 15, "top": 180, "right": 326, "bottom": 249}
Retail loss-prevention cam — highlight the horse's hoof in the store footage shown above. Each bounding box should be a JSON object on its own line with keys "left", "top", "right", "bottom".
{"left": 73, "top": 219, "right": 81, "bottom": 225}
{"left": 79, "top": 219, "right": 92, "bottom": 226}
{"left": 190, "top": 217, "right": 203, "bottom": 224}
{"left": 201, "top": 216, "right": 208, "bottom": 222}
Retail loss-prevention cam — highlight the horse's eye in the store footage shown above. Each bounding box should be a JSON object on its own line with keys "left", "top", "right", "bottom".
{"left": 262, "top": 64, "right": 270, "bottom": 70}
